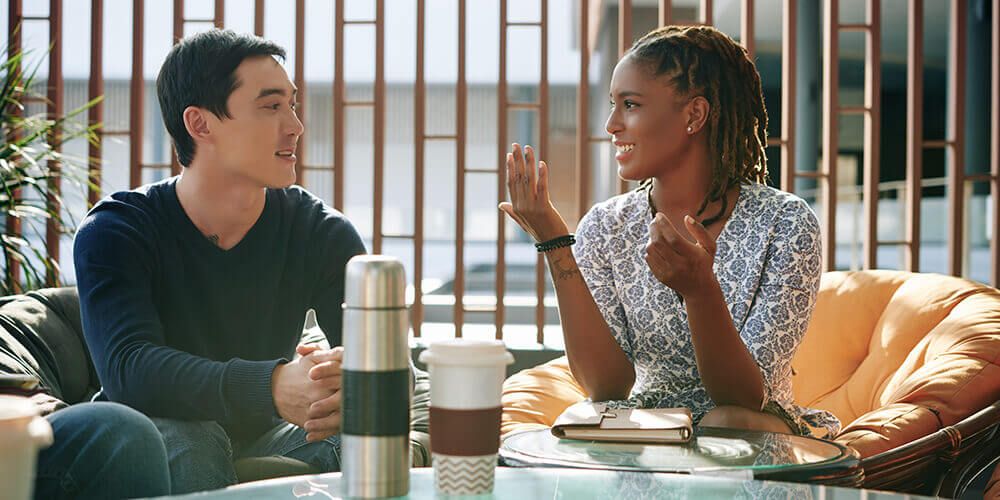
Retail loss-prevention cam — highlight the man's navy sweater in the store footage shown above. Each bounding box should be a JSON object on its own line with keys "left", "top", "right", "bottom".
{"left": 73, "top": 177, "right": 365, "bottom": 438}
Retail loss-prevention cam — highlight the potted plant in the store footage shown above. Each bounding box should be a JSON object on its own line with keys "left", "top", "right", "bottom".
{"left": 1, "top": 41, "right": 100, "bottom": 295}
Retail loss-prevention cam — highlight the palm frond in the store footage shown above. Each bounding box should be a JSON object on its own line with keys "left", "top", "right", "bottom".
{"left": 1, "top": 37, "right": 100, "bottom": 293}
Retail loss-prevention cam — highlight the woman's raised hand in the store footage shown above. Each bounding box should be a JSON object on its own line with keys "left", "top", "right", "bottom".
{"left": 499, "top": 143, "right": 569, "bottom": 243}
{"left": 645, "top": 213, "right": 718, "bottom": 298}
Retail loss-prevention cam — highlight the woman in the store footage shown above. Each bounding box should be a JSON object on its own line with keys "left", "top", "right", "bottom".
{"left": 500, "top": 25, "right": 839, "bottom": 437}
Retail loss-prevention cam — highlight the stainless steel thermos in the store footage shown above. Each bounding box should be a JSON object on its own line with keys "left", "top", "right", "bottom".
{"left": 341, "top": 255, "right": 411, "bottom": 498}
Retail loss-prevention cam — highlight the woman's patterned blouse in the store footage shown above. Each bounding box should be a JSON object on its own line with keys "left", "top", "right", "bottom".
{"left": 573, "top": 182, "right": 841, "bottom": 437}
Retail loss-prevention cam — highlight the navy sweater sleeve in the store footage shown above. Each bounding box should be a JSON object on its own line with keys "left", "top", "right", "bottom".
{"left": 306, "top": 193, "right": 368, "bottom": 347}
{"left": 73, "top": 204, "right": 280, "bottom": 421}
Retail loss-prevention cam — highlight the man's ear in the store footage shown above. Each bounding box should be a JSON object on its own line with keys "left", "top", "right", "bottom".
{"left": 182, "top": 106, "right": 211, "bottom": 142}
{"left": 685, "top": 96, "right": 710, "bottom": 135}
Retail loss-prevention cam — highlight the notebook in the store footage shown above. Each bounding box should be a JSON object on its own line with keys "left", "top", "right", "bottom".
{"left": 551, "top": 401, "right": 693, "bottom": 444}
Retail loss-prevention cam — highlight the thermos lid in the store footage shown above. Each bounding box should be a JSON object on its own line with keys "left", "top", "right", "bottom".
{"left": 344, "top": 255, "right": 406, "bottom": 309}
{"left": 418, "top": 339, "right": 515, "bottom": 367}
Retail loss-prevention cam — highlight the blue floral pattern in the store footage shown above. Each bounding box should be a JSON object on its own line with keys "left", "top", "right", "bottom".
{"left": 573, "top": 182, "right": 841, "bottom": 437}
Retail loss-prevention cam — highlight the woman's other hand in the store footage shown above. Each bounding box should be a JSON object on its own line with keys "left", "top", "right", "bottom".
{"left": 499, "top": 143, "right": 569, "bottom": 242}
{"left": 645, "top": 214, "right": 718, "bottom": 297}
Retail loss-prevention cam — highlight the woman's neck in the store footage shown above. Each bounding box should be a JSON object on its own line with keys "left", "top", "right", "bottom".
{"left": 647, "top": 152, "right": 715, "bottom": 221}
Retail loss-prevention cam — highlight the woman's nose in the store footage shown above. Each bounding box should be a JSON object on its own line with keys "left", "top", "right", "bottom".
{"left": 605, "top": 110, "right": 622, "bottom": 136}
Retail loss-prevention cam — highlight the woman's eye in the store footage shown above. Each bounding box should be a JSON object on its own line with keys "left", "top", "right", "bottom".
{"left": 624, "top": 100, "right": 638, "bottom": 110}
{"left": 290, "top": 102, "right": 299, "bottom": 111}
{"left": 609, "top": 100, "right": 616, "bottom": 109}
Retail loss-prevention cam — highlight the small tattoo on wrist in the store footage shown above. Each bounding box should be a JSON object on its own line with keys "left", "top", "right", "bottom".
{"left": 553, "top": 257, "right": 580, "bottom": 281}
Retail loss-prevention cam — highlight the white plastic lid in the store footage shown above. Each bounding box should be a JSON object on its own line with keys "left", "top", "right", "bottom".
{"left": 418, "top": 339, "right": 515, "bottom": 367}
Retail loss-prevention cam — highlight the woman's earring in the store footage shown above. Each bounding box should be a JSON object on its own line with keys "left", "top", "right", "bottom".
{"left": 687, "top": 126, "right": 693, "bottom": 134}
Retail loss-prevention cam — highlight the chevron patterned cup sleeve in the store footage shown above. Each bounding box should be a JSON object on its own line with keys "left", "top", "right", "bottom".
{"left": 432, "top": 453, "right": 498, "bottom": 495}
{"left": 429, "top": 407, "right": 502, "bottom": 495}
{"left": 418, "top": 339, "right": 514, "bottom": 496}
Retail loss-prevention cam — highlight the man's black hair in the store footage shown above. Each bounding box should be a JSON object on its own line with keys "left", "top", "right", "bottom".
{"left": 156, "top": 29, "right": 286, "bottom": 167}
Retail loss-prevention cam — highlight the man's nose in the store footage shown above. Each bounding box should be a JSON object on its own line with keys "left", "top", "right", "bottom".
{"left": 287, "top": 110, "right": 304, "bottom": 136}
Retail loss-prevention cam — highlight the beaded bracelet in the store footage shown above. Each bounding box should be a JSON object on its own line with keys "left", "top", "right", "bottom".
{"left": 535, "top": 234, "right": 576, "bottom": 253}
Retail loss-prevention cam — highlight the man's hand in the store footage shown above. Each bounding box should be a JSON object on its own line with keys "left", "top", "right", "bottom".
{"left": 272, "top": 348, "right": 336, "bottom": 428}
{"left": 283, "top": 345, "right": 346, "bottom": 442}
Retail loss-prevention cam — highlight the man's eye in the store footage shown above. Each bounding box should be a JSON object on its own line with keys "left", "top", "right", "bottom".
{"left": 290, "top": 102, "right": 299, "bottom": 111}
{"left": 265, "top": 103, "right": 281, "bottom": 110}
{"left": 609, "top": 100, "right": 616, "bottom": 109}
{"left": 624, "top": 100, "right": 638, "bottom": 109}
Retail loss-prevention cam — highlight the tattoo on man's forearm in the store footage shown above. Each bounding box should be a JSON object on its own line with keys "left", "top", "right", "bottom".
{"left": 552, "top": 257, "right": 580, "bottom": 281}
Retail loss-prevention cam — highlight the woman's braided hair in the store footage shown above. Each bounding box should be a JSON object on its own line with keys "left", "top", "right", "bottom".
{"left": 629, "top": 25, "right": 769, "bottom": 227}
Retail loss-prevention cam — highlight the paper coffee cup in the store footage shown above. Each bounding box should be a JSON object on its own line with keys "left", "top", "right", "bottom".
{"left": 0, "top": 396, "right": 53, "bottom": 500}
{"left": 419, "top": 339, "right": 514, "bottom": 495}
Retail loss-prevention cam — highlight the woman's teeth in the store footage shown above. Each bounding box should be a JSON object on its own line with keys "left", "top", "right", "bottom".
{"left": 617, "top": 144, "right": 634, "bottom": 153}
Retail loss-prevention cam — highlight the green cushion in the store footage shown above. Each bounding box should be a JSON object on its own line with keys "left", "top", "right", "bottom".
{"left": 0, "top": 287, "right": 98, "bottom": 406}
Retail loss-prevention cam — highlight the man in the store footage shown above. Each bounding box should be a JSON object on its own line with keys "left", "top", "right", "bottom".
{"left": 73, "top": 29, "right": 366, "bottom": 493}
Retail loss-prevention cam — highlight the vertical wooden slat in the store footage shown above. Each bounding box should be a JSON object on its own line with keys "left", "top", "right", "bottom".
{"left": 254, "top": 0, "right": 264, "bottom": 36}
{"left": 129, "top": 0, "right": 144, "bottom": 189}
{"left": 821, "top": 0, "right": 839, "bottom": 271}
{"left": 453, "top": 0, "right": 469, "bottom": 336}
{"left": 88, "top": 0, "right": 104, "bottom": 206}
{"left": 947, "top": 0, "right": 967, "bottom": 276}
{"left": 741, "top": 0, "right": 754, "bottom": 59}
{"left": 294, "top": 0, "right": 306, "bottom": 187}
{"left": 5, "top": 0, "right": 22, "bottom": 290}
{"left": 905, "top": 0, "right": 923, "bottom": 272}
{"left": 536, "top": 0, "right": 549, "bottom": 344}
{"left": 333, "top": 0, "right": 344, "bottom": 211}
{"left": 617, "top": 0, "right": 631, "bottom": 194}
{"left": 413, "top": 0, "right": 426, "bottom": 338}
{"left": 577, "top": 0, "right": 590, "bottom": 219}
{"left": 213, "top": 0, "right": 224, "bottom": 28}
{"left": 862, "top": 0, "right": 881, "bottom": 269}
{"left": 701, "top": 0, "right": 713, "bottom": 25}
{"left": 659, "top": 0, "right": 671, "bottom": 27}
{"left": 173, "top": 0, "right": 182, "bottom": 42}
{"left": 373, "top": 0, "right": 385, "bottom": 253}
{"left": 492, "top": 0, "right": 503, "bottom": 339}
{"left": 171, "top": 0, "right": 183, "bottom": 176}
{"left": 780, "top": 0, "right": 797, "bottom": 193}
{"left": 44, "top": 0, "right": 64, "bottom": 285}
{"left": 617, "top": 1, "right": 631, "bottom": 59}
{"left": 992, "top": 0, "right": 999, "bottom": 286}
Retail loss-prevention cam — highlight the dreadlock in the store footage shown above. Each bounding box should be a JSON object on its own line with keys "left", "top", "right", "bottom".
{"left": 628, "top": 25, "right": 769, "bottom": 227}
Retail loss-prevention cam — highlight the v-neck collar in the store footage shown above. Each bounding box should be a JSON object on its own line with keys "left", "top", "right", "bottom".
{"left": 639, "top": 183, "right": 749, "bottom": 315}
{"left": 166, "top": 177, "right": 273, "bottom": 258}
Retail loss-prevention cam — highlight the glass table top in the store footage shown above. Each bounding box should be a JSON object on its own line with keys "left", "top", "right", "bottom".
{"left": 499, "top": 427, "right": 860, "bottom": 484}
{"left": 164, "top": 467, "right": 929, "bottom": 499}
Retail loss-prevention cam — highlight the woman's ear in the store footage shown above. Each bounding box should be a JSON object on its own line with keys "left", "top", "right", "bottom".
{"left": 685, "top": 96, "right": 710, "bottom": 135}
{"left": 183, "top": 106, "right": 211, "bottom": 142}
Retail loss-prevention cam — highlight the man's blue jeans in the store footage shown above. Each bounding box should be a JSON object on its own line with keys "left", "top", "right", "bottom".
{"left": 153, "top": 417, "right": 341, "bottom": 494}
{"left": 34, "top": 402, "right": 171, "bottom": 500}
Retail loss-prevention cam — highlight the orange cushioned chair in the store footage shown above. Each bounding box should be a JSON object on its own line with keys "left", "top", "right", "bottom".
{"left": 501, "top": 270, "right": 1000, "bottom": 497}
